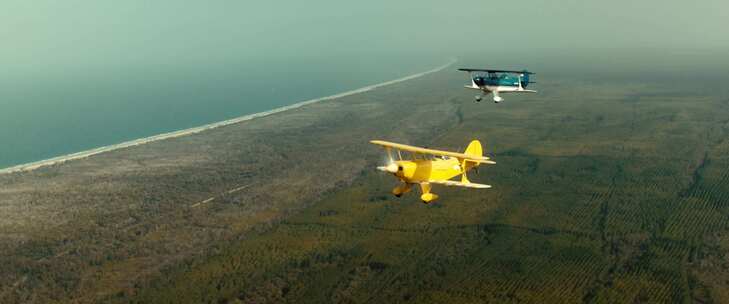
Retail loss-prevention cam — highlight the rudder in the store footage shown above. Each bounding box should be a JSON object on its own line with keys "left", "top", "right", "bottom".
{"left": 463, "top": 140, "right": 483, "bottom": 172}
{"left": 464, "top": 140, "right": 482, "bottom": 157}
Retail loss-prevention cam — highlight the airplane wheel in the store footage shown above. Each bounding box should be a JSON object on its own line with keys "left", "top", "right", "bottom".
{"left": 421, "top": 201, "right": 429, "bottom": 204}
{"left": 395, "top": 194, "right": 402, "bottom": 198}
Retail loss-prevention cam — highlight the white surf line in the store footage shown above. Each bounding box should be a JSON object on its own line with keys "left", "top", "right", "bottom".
{"left": 0, "top": 59, "right": 456, "bottom": 175}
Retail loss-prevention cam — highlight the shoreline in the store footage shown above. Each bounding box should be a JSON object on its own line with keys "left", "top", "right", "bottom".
{"left": 0, "top": 59, "right": 455, "bottom": 175}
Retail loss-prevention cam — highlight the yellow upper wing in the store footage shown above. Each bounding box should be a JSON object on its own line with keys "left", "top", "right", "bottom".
{"left": 370, "top": 140, "right": 495, "bottom": 164}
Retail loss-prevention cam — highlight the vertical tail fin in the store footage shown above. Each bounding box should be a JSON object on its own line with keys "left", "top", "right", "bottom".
{"left": 464, "top": 140, "right": 482, "bottom": 158}
{"left": 462, "top": 140, "right": 483, "bottom": 176}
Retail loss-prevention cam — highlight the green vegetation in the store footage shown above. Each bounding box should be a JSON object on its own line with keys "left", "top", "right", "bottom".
{"left": 126, "top": 77, "right": 729, "bottom": 303}
{"left": 2, "top": 70, "right": 729, "bottom": 303}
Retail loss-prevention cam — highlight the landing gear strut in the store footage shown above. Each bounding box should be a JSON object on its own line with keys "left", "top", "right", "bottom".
{"left": 419, "top": 183, "right": 438, "bottom": 204}
{"left": 392, "top": 184, "right": 411, "bottom": 198}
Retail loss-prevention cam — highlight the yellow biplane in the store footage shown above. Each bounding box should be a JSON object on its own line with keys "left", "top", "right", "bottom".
{"left": 370, "top": 139, "right": 495, "bottom": 204}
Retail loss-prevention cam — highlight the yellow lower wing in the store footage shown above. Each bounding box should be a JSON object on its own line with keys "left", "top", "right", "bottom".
{"left": 427, "top": 180, "right": 492, "bottom": 189}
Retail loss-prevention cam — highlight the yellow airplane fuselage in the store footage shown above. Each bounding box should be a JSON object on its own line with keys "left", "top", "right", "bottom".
{"left": 388, "top": 158, "right": 468, "bottom": 203}
{"left": 393, "top": 158, "right": 462, "bottom": 183}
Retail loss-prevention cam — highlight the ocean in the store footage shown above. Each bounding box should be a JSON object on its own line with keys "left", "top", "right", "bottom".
{"left": 0, "top": 54, "right": 446, "bottom": 169}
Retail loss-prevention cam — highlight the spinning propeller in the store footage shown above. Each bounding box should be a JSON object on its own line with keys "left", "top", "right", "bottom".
{"left": 377, "top": 147, "right": 401, "bottom": 174}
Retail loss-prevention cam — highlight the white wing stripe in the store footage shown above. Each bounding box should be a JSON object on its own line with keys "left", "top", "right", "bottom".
{"left": 428, "top": 180, "right": 492, "bottom": 189}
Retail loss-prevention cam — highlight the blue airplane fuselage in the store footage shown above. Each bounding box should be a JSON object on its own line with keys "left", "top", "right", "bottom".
{"left": 473, "top": 73, "right": 530, "bottom": 88}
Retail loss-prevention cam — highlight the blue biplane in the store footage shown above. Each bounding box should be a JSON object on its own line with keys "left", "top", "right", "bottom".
{"left": 459, "top": 68, "right": 536, "bottom": 103}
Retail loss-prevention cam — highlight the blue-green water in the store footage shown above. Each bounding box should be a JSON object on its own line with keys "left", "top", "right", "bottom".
{"left": 0, "top": 55, "right": 444, "bottom": 169}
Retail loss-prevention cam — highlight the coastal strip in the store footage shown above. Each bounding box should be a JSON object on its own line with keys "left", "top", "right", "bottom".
{"left": 0, "top": 59, "right": 455, "bottom": 175}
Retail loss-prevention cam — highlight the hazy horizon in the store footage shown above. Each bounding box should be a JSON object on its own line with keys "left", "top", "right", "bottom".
{"left": 2, "top": 1, "right": 727, "bottom": 73}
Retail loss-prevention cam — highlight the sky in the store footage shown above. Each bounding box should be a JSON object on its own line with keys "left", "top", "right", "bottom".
{"left": 1, "top": 0, "right": 727, "bottom": 79}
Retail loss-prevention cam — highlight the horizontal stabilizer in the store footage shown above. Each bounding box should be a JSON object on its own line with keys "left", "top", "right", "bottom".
{"left": 428, "top": 180, "right": 492, "bottom": 189}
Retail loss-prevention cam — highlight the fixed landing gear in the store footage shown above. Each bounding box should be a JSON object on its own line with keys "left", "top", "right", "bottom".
{"left": 420, "top": 193, "right": 439, "bottom": 204}
{"left": 391, "top": 183, "right": 439, "bottom": 204}
{"left": 392, "top": 184, "right": 411, "bottom": 197}
{"left": 419, "top": 183, "right": 438, "bottom": 204}
{"left": 475, "top": 95, "right": 482, "bottom": 102}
